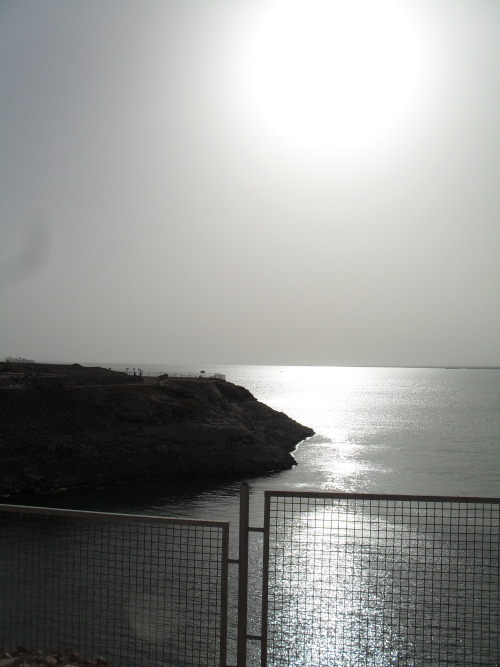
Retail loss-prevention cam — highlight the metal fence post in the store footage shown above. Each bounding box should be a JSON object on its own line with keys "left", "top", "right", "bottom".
{"left": 219, "top": 524, "right": 230, "bottom": 667}
{"left": 260, "top": 492, "right": 270, "bottom": 667}
{"left": 237, "top": 483, "right": 250, "bottom": 667}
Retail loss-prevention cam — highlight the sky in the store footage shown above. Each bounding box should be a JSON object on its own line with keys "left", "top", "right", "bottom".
{"left": 1, "top": 0, "right": 499, "bottom": 367}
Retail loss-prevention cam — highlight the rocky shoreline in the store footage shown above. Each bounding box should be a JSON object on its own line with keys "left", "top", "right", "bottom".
{"left": 0, "top": 375, "right": 314, "bottom": 498}
{"left": 0, "top": 647, "right": 107, "bottom": 666}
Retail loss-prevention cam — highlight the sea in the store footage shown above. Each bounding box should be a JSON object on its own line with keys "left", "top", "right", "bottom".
{"left": 2, "top": 365, "right": 499, "bottom": 665}
{"left": 34, "top": 363, "right": 500, "bottom": 516}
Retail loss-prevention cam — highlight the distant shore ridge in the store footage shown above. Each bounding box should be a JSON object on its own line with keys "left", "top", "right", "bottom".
{"left": 3, "top": 358, "right": 499, "bottom": 371}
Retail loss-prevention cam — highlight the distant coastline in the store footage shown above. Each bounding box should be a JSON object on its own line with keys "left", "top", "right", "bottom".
{"left": 2, "top": 359, "right": 499, "bottom": 372}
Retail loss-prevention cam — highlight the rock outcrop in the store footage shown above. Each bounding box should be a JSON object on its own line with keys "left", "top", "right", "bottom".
{"left": 0, "top": 646, "right": 108, "bottom": 666}
{"left": 0, "top": 378, "right": 314, "bottom": 497}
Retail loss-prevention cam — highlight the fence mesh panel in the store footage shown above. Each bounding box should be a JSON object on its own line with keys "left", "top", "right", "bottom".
{"left": 0, "top": 506, "right": 229, "bottom": 667}
{"left": 264, "top": 492, "right": 499, "bottom": 667}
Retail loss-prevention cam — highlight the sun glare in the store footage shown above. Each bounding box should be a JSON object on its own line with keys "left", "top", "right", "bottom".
{"left": 238, "top": 0, "right": 431, "bottom": 160}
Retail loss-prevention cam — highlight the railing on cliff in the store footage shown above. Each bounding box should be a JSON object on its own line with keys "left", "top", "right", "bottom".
{"left": 126, "top": 370, "right": 227, "bottom": 381}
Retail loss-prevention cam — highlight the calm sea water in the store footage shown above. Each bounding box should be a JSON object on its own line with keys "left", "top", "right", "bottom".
{"left": 222, "top": 364, "right": 500, "bottom": 496}
{"left": 25, "top": 364, "right": 499, "bottom": 518}
{"left": 3, "top": 365, "right": 499, "bottom": 665}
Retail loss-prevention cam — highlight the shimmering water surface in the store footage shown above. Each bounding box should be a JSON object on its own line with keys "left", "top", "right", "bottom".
{"left": 36, "top": 365, "right": 500, "bottom": 518}
{"left": 5, "top": 366, "right": 500, "bottom": 665}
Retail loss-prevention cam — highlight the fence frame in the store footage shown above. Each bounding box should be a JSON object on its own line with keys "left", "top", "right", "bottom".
{"left": 255, "top": 490, "right": 500, "bottom": 667}
{"left": 0, "top": 503, "right": 230, "bottom": 667}
{"left": 2, "top": 490, "right": 499, "bottom": 666}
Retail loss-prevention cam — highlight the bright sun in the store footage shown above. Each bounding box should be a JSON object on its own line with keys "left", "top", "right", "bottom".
{"left": 238, "top": 0, "right": 430, "bottom": 160}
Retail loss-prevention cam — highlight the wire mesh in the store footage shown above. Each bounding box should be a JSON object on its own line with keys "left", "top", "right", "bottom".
{"left": 0, "top": 505, "right": 229, "bottom": 667}
{"left": 263, "top": 492, "right": 499, "bottom": 667}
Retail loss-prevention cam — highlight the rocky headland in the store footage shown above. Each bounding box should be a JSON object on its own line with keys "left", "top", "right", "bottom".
{"left": 0, "top": 374, "right": 314, "bottom": 497}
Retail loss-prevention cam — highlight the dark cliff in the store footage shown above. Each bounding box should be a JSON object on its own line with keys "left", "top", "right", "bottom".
{"left": 0, "top": 378, "right": 314, "bottom": 497}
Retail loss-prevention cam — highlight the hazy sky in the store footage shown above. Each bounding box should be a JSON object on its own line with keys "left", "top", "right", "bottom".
{"left": 1, "top": 0, "right": 499, "bottom": 367}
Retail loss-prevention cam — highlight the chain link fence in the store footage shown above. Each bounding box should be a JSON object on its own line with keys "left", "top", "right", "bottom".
{"left": 2, "top": 491, "right": 499, "bottom": 666}
{"left": 262, "top": 492, "right": 500, "bottom": 666}
{"left": 0, "top": 505, "right": 229, "bottom": 667}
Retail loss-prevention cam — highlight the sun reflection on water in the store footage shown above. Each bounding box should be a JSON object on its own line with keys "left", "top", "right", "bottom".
{"left": 265, "top": 496, "right": 496, "bottom": 666}
{"left": 268, "top": 504, "right": 407, "bottom": 665}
